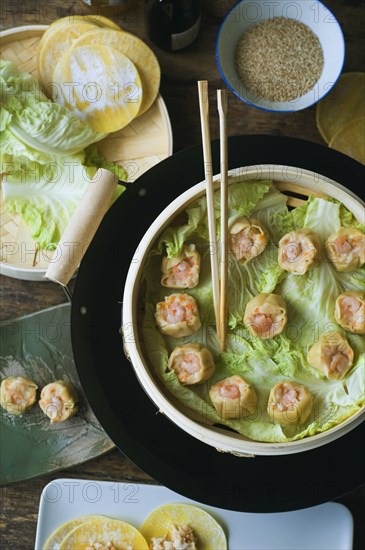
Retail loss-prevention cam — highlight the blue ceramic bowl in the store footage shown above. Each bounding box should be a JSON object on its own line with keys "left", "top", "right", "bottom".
{"left": 216, "top": 0, "right": 345, "bottom": 112}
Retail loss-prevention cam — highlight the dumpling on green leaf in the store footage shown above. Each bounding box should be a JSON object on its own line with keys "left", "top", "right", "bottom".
{"left": 39, "top": 380, "right": 78, "bottom": 424}
{"left": 267, "top": 382, "right": 313, "bottom": 425}
{"left": 307, "top": 332, "right": 354, "bottom": 380}
{"left": 0, "top": 376, "right": 37, "bottom": 415}
{"left": 278, "top": 229, "right": 320, "bottom": 274}
{"left": 334, "top": 291, "right": 365, "bottom": 335}
{"left": 244, "top": 293, "right": 287, "bottom": 339}
{"left": 228, "top": 217, "right": 269, "bottom": 263}
{"left": 209, "top": 375, "right": 257, "bottom": 420}
{"left": 161, "top": 244, "right": 200, "bottom": 289}
{"left": 155, "top": 294, "right": 201, "bottom": 337}
{"left": 325, "top": 227, "right": 365, "bottom": 272}
{"left": 168, "top": 343, "right": 215, "bottom": 385}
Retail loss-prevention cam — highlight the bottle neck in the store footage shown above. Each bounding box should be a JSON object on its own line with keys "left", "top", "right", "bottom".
{"left": 145, "top": 0, "right": 202, "bottom": 52}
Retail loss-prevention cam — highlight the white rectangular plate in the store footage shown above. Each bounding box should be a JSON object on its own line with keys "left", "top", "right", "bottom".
{"left": 35, "top": 479, "right": 353, "bottom": 549}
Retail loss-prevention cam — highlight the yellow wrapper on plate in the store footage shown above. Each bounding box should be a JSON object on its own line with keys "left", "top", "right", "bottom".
{"left": 44, "top": 515, "right": 106, "bottom": 549}
{"left": 316, "top": 72, "right": 365, "bottom": 144}
{"left": 140, "top": 503, "right": 227, "bottom": 550}
{"left": 329, "top": 117, "right": 365, "bottom": 165}
{"left": 59, "top": 518, "right": 148, "bottom": 549}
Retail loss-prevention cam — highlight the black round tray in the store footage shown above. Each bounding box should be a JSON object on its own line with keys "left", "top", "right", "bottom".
{"left": 72, "top": 135, "right": 365, "bottom": 513}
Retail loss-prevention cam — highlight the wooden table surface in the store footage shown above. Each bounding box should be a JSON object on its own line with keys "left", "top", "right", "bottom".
{"left": 1, "top": 0, "right": 364, "bottom": 548}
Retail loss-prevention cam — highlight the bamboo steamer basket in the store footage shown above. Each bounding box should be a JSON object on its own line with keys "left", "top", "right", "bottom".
{"left": 123, "top": 165, "right": 365, "bottom": 457}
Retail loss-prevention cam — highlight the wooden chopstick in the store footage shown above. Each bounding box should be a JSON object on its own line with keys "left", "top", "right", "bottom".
{"left": 217, "top": 89, "right": 228, "bottom": 351}
{"left": 197, "top": 80, "right": 221, "bottom": 340}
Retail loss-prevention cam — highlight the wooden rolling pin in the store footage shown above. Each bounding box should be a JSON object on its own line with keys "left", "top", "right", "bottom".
{"left": 46, "top": 168, "right": 119, "bottom": 287}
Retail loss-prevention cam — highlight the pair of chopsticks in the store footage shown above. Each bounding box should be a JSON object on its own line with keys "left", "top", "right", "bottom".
{"left": 197, "top": 80, "right": 228, "bottom": 351}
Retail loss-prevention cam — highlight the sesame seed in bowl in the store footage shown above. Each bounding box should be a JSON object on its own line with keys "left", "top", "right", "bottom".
{"left": 216, "top": 0, "right": 345, "bottom": 112}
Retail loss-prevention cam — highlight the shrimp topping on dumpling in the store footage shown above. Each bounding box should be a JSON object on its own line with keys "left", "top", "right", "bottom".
{"left": 307, "top": 332, "right": 354, "bottom": 380}
{"left": 228, "top": 218, "right": 269, "bottom": 263}
{"left": 151, "top": 525, "right": 197, "bottom": 550}
{"left": 168, "top": 343, "right": 215, "bottom": 385}
{"left": 0, "top": 376, "right": 37, "bottom": 415}
{"left": 244, "top": 293, "right": 287, "bottom": 339}
{"left": 140, "top": 503, "right": 226, "bottom": 550}
{"left": 325, "top": 227, "right": 365, "bottom": 272}
{"left": 86, "top": 543, "right": 116, "bottom": 550}
{"left": 267, "top": 382, "right": 313, "bottom": 425}
{"left": 161, "top": 244, "right": 200, "bottom": 289}
{"left": 39, "top": 380, "right": 78, "bottom": 424}
{"left": 155, "top": 294, "right": 201, "bottom": 337}
{"left": 209, "top": 375, "right": 257, "bottom": 419}
{"left": 334, "top": 291, "right": 365, "bottom": 334}
{"left": 278, "top": 229, "right": 320, "bottom": 274}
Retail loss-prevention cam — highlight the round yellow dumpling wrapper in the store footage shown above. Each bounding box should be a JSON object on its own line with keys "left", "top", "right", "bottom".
{"left": 71, "top": 28, "right": 160, "bottom": 115}
{"left": 47, "top": 14, "right": 122, "bottom": 31}
{"left": 38, "top": 22, "right": 97, "bottom": 90}
{"left": 316, "top": 72, "right": 365, "bottom": 143}
{"left": 59, "top": 517, "right": 148, "bottom": 550}
{"left": 43, "top": 515, "right": 106, "bottom": 549}
{"left": 140, "top": 503, "right": 227, "bottom": 550}
{"left": 329, "top": 116, "right": 365, "bottom": 165}
{"left": 53, "top": 44, "right": 142, "bottom": 133}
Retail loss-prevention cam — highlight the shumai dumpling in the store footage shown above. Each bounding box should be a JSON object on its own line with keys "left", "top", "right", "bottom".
{"left": 307, "top": 332, "right": 354, "bottom": 380}
{"left": 161, "top": 244, "right": 200, "bottom": 289}
{"left": 244, "top": 293, "right": 287, "bottom": 339}
{"left": 168, "top": 343, "right": 215, "bottom": 385}
{"left": 39, "top": 380, "right": 78, "bottom": 424}
{"left": 209, "top": 375, "right": 257, "bottom": 419}
{"left": 228, "top": 218, "right": 269, "bottom": 263}
{"left": 278, "top": 229, "right": 320, "bottom": 274}
{"left": 0, "top": 376, "right": 37, "bottom": 415}
{"left": 334, "top": 291, "right": 365, "bottom": 334}
{"left": 267, "top": 382, "right": 313, "bottom": 425}
{"left": 325, "top": 227, "right": 365, "bottom": 272}
{"left": 155, "top": 294, "right": 201, "bottom": 337}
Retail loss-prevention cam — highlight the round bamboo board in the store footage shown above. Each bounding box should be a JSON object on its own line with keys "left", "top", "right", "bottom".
{"left": 0, "top": 25, "right": 173, "bottom": 281}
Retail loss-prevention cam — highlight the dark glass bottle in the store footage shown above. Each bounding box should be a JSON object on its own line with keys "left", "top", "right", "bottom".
{"left": 82, "top": 0, "right": 132, "bottom": 14}
{"left": 145, "top": 0, "right": 202, "bottom": 52}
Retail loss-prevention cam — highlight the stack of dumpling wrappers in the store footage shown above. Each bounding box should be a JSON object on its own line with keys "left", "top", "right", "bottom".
{"left": 37, "top": 16, "right": 161, "bottom": 132}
